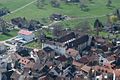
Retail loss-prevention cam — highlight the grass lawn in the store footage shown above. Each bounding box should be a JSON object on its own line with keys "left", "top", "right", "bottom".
{"left": 1, "top": 0, "right": 120, "bottom": 48}
{"left": 0, "top": 29, "right": 19, "bottom": 41}
{"left": 25, "top": 41, "right": 42, "bottom": 49}
{"left": 1, "top": 0, "right": 120, "bottom": 22}
{"left": 0, "top": 0, "right": 33, "bottom": 11}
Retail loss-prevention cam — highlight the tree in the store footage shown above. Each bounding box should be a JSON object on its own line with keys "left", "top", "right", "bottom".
{"left": 110, "top": 15, "right": 118, "bottom": 23}
{"left": 75, "top": 20, "right": 91, "bottom": 33}
{"left": 79, "top": 0, "right": 85, "bottom": 10}
{"left": 79, "top": 0, "right": 89, "bottom": 11}
{"left": 51, "top": 0, "right": 60, "bottom": 8}
{"left": 116, "top": 9, "right": 120, "bottom": 20}
{"left": 106, "top": 14, "right": 112, "bottom": 27}
{"left": 39, "top": 31, "right": 46, "bottom": 43}
{"left": 28, "top": 20, "right": 42, "bottom": 31}
{"left": 0, "top": 18, "right": 8, "bottom": 34}
{"left": 94, "top": 19, "right": 104, "bottom": 36}
{"left": 106, "top": 0, "right": 112, "bottom": 7}
{"left": 36, "top": 0, "right": 45, "bottom": 9}
{"left": 52, "top": 24, "right": 63, "bottom": 37}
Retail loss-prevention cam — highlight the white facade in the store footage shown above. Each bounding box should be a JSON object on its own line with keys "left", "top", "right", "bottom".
{"left": 42, "top": 43, "right": 66, "bottom": 55}
{"left": 18, "top": 33, "right": 35, "bottom": 42}
{"left": 78, "top": 36, "right": 92, "bottom": 52}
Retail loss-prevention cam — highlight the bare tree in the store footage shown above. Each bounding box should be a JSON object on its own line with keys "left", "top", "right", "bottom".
{"left": 52, "top": 24, "right": 63, "bottom": 37}
{"left": 36, "top": 0, "right": 45, "bottom": 9}
{"left": 75, "top": 20, "right": 91, "bottom": 33}
{"left": 79, "top": 0, "right": 89, "bottom": 11}
{"left": 0, "top": 18, "right": 9, "bottom": 34}
{"left": 79, "top": 0, "right": 85, "bottom": 10}
{"left": 50, "top": 0, "right": 61, "bottom": 8}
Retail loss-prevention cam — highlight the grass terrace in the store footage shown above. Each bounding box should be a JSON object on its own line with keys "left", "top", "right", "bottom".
{"left": 0, "top": 29, "right": 19, "bottom": 41}
{"left": 0, "top": 0, "right": 120, "bottom": 23}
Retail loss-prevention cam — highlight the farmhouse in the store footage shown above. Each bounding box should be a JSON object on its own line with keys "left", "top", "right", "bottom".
{"left": 18, "top": 29, "right": 35, "bottom": 42}
{"left": 50, "top": 13, "right": 65, "bottom": 21}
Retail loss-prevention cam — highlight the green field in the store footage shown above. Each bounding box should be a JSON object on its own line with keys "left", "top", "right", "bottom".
{"left": 25, "top": 41, "right": 42, "bottom": 49}
{"left": 0, "top": 0, "right": 33, "bottom": 10}
{"left": 0, "top": 29, "right": 19, "bottom": 41}
{"left": 0, "top": 0, "right": 120, "bottom": 46}
{"left": 1, "top": 0, "right": 120, "bottom": 22}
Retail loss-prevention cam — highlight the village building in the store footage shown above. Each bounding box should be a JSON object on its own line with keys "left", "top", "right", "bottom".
{"left": 66, "top": 48, "right": 81, "bottom": 60}
{"left": 50, "top": 13, "right": 66, "bottom": 21}
{"left": 42, "top": 32, "right": 92, "bottom": 56}
{"left": 18, "top": 29, "right": 35, "bottom": 43}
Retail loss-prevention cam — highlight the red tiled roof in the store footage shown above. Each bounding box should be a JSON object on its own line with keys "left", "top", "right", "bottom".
{"left": 81, "top": 65, "right": 91, "bottom": 73}
{"left": 57, "top": 56, "right": 67, "bottom": 62}
{"left": 73, "top": 60, "right": 120, "bottom": 77}
{"left": 18, "top": 29, "right": 33, "bottom": 35}
{"left": 79, "top": 56, "right": 89, "bottom": 64}
{"left": 19, "top": 58, "right": 30, "bottom": 65}
{"left": 66, "top": 48, "right": 79, "bottom": 57}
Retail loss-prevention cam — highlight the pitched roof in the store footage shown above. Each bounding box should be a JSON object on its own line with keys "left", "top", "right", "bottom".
{"left": 57, "top": 32, "right": 76, "bottom": 43}
{"left": 95, "top": 38, "right": 106, "bottom": 43}
{"left": 72, "top": 60, "right": 84, "bottom": 68}
{"left": 19, "top": 58, "right": 30, "bottom": 65}
{"left": 81, "top": 65, "right": 91, "bottom": 73}
{"left": 56, "top": 55, "right": 67, "bottom": 62}
{"left": 79, "top": 56, "right": 89, "bottom": 64}
{"left": 18, "top": 57, "right": 35, "bottom": 68}
{"left": 43, "top": 46, "right": 54, "bottom": 53}
{"left": 11, "top": 72, "right": 21, "bottom": 80}
{"left": 67, "top": 35, "right": 89, "bottom": 48}
{"left": 66, "top": 48, "right": 79, "bottom": 57}
{"left": 18, "top": 29, "right": 33, "bottom": 35}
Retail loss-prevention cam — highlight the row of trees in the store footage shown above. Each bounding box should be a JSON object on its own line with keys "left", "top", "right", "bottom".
{"left": 11, "top": 17, "right": 43, "bottom": 31}
{"left": 36, "top": 0, "right": 60, "bottom": 9}
{"left": 36, "top": 0, "right": 113, "bottom": 11}
{"left": 0, "top": 18, "right": 12, "bottom": 34}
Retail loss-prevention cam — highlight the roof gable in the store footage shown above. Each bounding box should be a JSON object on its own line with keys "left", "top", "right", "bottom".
{"left": 18, "top": 29, "right": 33, "bottom": 35}
{"left": 67, "top": 35, "right": 89, "bottom": 48}
{"left": 57, "top": 32, "right": 76, "bottom": 43}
